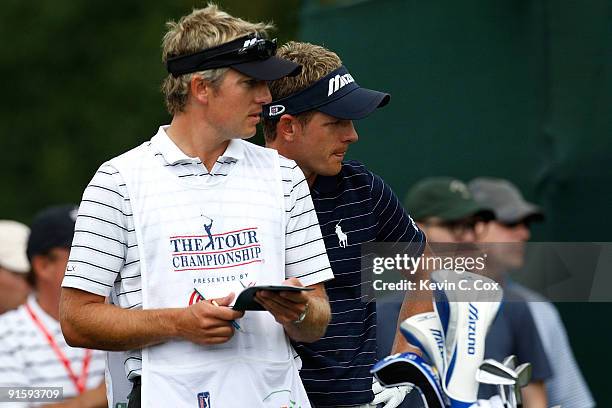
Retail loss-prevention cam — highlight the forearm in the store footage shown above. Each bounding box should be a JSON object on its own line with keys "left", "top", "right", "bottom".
{"left": 522, "top": 381, "right": 548, "bottom": 408}
{"left": 60, "top": 288, "right": 180, "bottom": 350}
{"left": 392, "top": 245, "right": 434, "bottom": 353}
{"left": 391, "top": 290, "right": 432, "bottom": 353}
{"left": 61, "top": 288, "right": 243, "bottom": 350}
{"left": 73, "top": 381, "right": 107, "bottom": 408}
{"left": 44, "top": 381, "right": 107, "bottom": 408}
{"left": 283, "top": 294, "right": 331, "bottom": 343}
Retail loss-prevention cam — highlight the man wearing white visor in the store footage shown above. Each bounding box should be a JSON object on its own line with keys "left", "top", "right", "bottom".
{"left": 60, "top": 7, "right": 334, "bottom": 408}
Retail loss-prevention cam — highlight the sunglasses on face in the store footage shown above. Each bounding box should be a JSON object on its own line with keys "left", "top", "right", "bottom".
{"left": 426, "top": 217, "right": 490, "bottom": 239}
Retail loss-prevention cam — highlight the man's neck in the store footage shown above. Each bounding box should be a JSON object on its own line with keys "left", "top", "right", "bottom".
{"left": 167, "top": 113, "right": 230, "bottom": 172}
{"left": 35, "top": 290, "right": 60, "bottom": 321}
{"left": 266, "top": 140, "right": 317, "bottom": 188}
{"left": 306, "top": 172, "right": 317, "bottom": 188}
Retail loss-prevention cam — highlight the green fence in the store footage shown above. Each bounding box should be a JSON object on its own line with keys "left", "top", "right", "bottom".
{"left": 301, "top": 0, "right": 611, "bottom": 405}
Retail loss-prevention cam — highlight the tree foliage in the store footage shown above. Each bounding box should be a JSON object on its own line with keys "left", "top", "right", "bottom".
{"left": 0, "top": 0, "right": 299, "bottom": 222}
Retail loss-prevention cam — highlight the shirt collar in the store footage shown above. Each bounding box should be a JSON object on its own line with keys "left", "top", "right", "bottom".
{"left": 312, "top": 172, "right": 341, "bottom": 195}
{"left": 151, "top": 125, "right": 244, "bottom": 165}
{"left": 27, "top": 294, "right": 58, "bottom": 324}
{"left": 219, "top": 138, "right": 244, "bottom": 162}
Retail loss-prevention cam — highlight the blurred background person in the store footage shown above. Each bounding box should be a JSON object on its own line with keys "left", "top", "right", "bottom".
{"left": 377, "top": 177, "right": 494, "bottom": 354}
{"left": 0, "top": 220, "right": 31, "bottom": 314}
{"left": 0, "top": 205, "right": 107, "bottom": 407}
{"left": 376, "top": 177, "right": 551, "bottom": 408}
{"left": 470, "top": 177, "right": 594, "bottom": 408}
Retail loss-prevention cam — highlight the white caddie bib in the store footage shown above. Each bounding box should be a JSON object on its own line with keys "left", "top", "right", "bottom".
{"left": 111, "top": 135, "right": 310, "bottom": 408}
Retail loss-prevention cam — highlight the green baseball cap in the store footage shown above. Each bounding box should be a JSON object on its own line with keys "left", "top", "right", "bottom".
{"left": 405, "top": 177, "right": 494, "bottom": 222}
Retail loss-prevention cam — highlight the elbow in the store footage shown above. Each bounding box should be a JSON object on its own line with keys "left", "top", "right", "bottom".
{"left": 62, "top": 325, "right": 85, "bottom": 348}
{"left": 59, "top": 292, "right": 93, "bottom": 348}
{"left": 60, "top": 320, "right": 87, "bottom": 348}
{"left": 60, "top": 306, "right": 87, "bottom": 348}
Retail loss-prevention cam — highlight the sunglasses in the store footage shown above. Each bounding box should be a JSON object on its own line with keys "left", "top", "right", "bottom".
{"left": 166, "top": 36, "right": 277, "bottom": 77}
{"left": 236, "top": 38, "right": 277, "bottom": 60}
{"left": 425, "top": 216, "right": 490, "bottom": 239}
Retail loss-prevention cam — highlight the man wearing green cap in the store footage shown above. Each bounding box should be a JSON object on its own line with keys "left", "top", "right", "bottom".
{"left": 403, "top": 177, "right": 494, "bottom": 243}
{"left": 377, "top": 177, "right": 553, "bottom": 408}
{"left": 375, "top": 177, "right": 494, "bottom": 404}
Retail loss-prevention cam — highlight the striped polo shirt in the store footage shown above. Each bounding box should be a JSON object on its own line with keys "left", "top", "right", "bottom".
{"left": 61, "top": 126, "right": 333, "bottom": 381}
{"left": 294, "top": 160, "right": 426, "bottom": 407}
{"left": 0, "top": 295, "right": 105, "bottom": 404}
{"left": 513, "top": 284, "right": 595, "bottom": 408}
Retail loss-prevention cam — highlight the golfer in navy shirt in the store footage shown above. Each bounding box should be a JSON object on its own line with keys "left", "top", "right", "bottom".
{"left": 264, "top": 42, "right": 428, "bottom": 407}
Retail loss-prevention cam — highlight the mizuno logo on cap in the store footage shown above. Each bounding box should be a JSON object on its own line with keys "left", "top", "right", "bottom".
{"left": 268, "top": 105, "right": 285, "bottom": 116}
{"left": 243, "top": 38, "right": 258, "bottom": 48}
{"left": 328, "top": 73, "right": 355, "bottom": 96}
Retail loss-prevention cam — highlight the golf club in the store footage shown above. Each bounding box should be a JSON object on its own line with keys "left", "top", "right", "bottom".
{"left": 502, "top": 355, "right": 517, "bottom": 407}
{"left": 478, "top": 359, "right": 517, "bottom": 408}
{"left": 514, "top": 362, "right": 532, "bottom": 408}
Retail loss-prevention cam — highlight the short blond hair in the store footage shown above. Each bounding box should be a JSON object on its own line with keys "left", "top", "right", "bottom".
{"left": 263, "top": 42, "right": 342, "bottom": 141}
{"left": 161, "top": 4, "right": 274, "bottom": 115}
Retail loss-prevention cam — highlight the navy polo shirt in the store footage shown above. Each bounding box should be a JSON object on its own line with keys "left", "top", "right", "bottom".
{"left": 293, "top": 161, "right": 426, "bottom": 407}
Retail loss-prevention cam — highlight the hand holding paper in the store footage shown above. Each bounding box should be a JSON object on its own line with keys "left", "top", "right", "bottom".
{"left": 254, "top": 277, "right": 312, "bottom": 326}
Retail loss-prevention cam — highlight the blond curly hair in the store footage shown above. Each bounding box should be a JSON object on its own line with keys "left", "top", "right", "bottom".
{"left": 161, "top": 4, "right": 273, "bottom": 115}
{"left": 263, "top": 41, "right": 342, "bottom": 141}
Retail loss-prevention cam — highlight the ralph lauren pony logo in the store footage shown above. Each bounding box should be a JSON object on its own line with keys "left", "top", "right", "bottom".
{"left": 335, "top": 220, "right": 348, "bottom": 248}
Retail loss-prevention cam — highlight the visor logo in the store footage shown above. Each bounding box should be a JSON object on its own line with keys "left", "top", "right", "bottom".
{"left": 269, "top": 105, "right": 285, "bottom": 116}
{"left": 243, "top": 38, "right": 257, "bottom": 48}
{"left": 328, "top": 73, "right": 355, "bottom": 96}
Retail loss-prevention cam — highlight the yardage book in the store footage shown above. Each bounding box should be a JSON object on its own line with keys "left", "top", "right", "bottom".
{"left": 232, "top": 285, "right": 314, "bottom": 311}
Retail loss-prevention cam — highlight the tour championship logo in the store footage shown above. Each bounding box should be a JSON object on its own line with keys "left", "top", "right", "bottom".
{"left": 170, "top": 216, "right": 263, "bottom": 273}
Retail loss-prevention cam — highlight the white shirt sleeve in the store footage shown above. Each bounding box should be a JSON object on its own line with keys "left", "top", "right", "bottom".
{"left": 62, "top": 163, "right": 134, "bottom": 297}
{"left": 280, "top": 157, "right": 333, "bottom": 287}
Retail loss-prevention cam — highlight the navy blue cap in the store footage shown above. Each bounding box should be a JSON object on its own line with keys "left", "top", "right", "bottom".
{"left": 26, "top": 205, "right": 78, "bottom": 260}
{"left": 263, "top": 65, "right": 390, "bottom": 120}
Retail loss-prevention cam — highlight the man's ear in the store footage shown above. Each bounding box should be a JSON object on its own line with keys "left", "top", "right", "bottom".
{"left": 30, "top": 254, "right": 51, "bottom": 283}
{"left": 277, "top": 114, "right": 300, "bottom": 142}
{"left": 190, "top": 75, "right": 211, "bottom": 105}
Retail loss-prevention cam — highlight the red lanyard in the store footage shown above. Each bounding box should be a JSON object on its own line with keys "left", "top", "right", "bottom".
{"left": 25, "top": 303, "right": 92, "bottom": 394}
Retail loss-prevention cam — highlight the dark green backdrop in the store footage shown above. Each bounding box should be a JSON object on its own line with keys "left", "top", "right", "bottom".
{"left": 0, "top": 0, "right": 299, "bottom": 220}
{"left": 0, "top": 0, "right": 609, "bottom": 405}
{"left": 300, "top": 0, "right": 611, "bottom": 405}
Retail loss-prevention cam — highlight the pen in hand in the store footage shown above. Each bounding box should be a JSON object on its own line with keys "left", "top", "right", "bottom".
{"left": 194, "top": 288, "right": 243, "bottom": 333}
{"left": 212, "top": 299, "right": 243, "bottom": 333}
